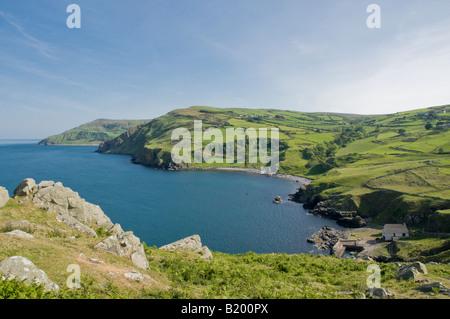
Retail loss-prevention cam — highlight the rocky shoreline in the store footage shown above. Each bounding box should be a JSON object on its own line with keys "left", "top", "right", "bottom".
{"left": 288, "top": 185, "right": 367, "bottom": 229}
{"left": 306, "top": 226, "right": 351, "bottom": 251}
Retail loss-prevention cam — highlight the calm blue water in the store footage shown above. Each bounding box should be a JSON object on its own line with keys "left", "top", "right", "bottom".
{"left": 0, "top": 140, "right": 342, "bottom": 254}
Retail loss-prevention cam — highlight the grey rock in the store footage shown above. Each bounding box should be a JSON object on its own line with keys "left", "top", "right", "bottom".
{"left": 56, "top": 213, "right": 97, "bottom": 237}
{"left": 396, "top": 262, "right": 427, "bottom": 281}
{"left": 160, "top": 234, "right": 203, "bottom": 251}
{"left": 414, "top": 282, "right": 450, "bottom": 295}
{"left": 196, "top": 245, "right": 214, "bottom": 261}
{"left": 0, "top": 256, "right": 59, "bottom": 292}
{"left": 159, "top": 235, "right": 213, "bottom": 261}
{"left": 410, "top": 261, "right": 427, "bottom": 275}
{"left": 124, "top": 270, "right": 153, "bottom": 282}
{"left": 397, "top": 266, "right": 420, "bottom": 281}
{"left": 13, "top": 178, "right": 37, "bottom": 197}
{"left": 307, "top": 226, "right": 350, "bottom": 251}
{"left": 366, "top": 287, "right": 396, "bottom": 299}
{"left": 0, "top": 186, "right": 9, "bottom": 208}
{"left": 4, "top": 230, "right": 34, "bottom": 239}
{"left": 273, "top": 196, "right": 282, "bottom": 204}
{"left": 107, "top": 223, "right": 124, "bottom": 235}
{"left": 94, "top": 231, "right": 149, "bottom": 270}
{"left": 37, "top": 181, "right": 55, "bottom": 190}
{"left": 30, "top": 180, "right": 113, "bottom": 233}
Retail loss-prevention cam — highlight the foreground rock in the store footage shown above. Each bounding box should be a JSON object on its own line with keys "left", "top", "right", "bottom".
{"left": 0, "top": 186, "right": 9, "bottom": 208}
{"left": 13, "top": 178, "right": 36, "bottom": 197}
{"left": 12, "top": 178, "right": 113, "bottom": 237}
{"left": 307, "top": 226, "right": 350, "bottom": 251}
{"left": 4, "top": 230, "right": 34, "bottom": 239}
{"left": 366, "top": 287, "right": 396, "bottom": 299}
{"left": 0, "top": 256, "right": 59, "bottom": 292}
{"left": 396, "top": 262, "right": 427, "bottom": 281}
{"left": 94, "top": 231, "right": 149, "bottom": 270}
{"left": 160, "top": 235, "right": 213, "bottom": 261}
{"left": 8, "top": 178, "right": 148, "bottom": 270}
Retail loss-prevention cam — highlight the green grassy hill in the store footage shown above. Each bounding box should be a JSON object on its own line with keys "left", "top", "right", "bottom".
{"left": 38, "top": 119, "right": 150, "bottom": 146}
{"left": 97, "top": 105, "right": 450, "bottom": 231}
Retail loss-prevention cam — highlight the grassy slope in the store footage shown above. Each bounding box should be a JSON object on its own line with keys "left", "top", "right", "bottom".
{"left": 98, "top": 106, "right": 367, "bottom": 173}
{"left": 38, "top": 119, "right": 150, "bottom": 145}
{"left": 307, "top": 107, "right": 450, "bottom": 229}
{"left": 98, "top": 105, "right": 450, "bottom": 229}
{"left": 1, "top": 198, "right": 449, "bottom": 299}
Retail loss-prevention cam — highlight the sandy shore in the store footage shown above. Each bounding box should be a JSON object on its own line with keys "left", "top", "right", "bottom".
{"left": 181, "top": 166, "right": 312, "bottom": 185}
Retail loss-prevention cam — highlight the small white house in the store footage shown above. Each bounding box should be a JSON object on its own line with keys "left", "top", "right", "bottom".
{"left": 382, "top": 224, "right": 410, "bottom": 241}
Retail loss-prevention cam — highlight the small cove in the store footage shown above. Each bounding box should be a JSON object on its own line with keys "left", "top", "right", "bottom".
{"left": 0, "top": 140, "right": 343, "bottom": 254}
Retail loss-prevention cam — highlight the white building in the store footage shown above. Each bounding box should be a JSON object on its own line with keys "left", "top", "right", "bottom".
{"left": 382, "top": 224, "right": 410, "bottom": 241}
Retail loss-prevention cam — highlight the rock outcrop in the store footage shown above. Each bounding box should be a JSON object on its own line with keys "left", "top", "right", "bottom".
{"left": 159, "top": 235, "right": 213, "bottom": 261}
{"left": 13, "top": 178, "right": 113, "bottom": 237}
{"left": 308, "top": 203, "right": 367, "bottom": 228}
{"left": 0, "top": 186, "right": 9, "bottom": 208}
{"left": 8, "top": 178, "right": 148, "bottom": 270}
{"left": 366, "top": 287, "right": 396, "bottom": 299}
{"left": 396, "top": 262, "right": 427, "bottom": 281}
{"left": 94, "top": 230, "right": 149, "bottom": 270}
{"left": 306, "top": 226, "right": 350, "bottom": 251}
{"left": 0, "top": 256, "right": 59, "bottom": 292}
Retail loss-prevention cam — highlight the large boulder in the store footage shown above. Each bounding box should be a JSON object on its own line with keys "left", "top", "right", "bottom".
{"left": 94, "top": 231, "right": 149, "bottom": 270}
{"left": 397, "top": 265, "right": 420, "bottom": 281}
{"left": 0, "top": 186, "right": 9, "bottom": 208}
{"left": 0, "top": 256, "right": 59, "bottom": 292}
{"left": 13, "top": 178, "right": 36, "bottom": 197}
{"left": 366, "top": 287, "right": 396, "bottom": 299}
{"left": 159, "top": 235, "right": 213, "bottom": 261}
{"left": 397, "top": 262, "right": 427, "bottom": 281}
{"left": 410, "top": 262, "right": 427, "bottom": 275}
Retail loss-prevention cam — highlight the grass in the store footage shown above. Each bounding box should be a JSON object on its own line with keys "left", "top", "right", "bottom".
{"left": 39, "top": 119, "right": 150, "bottom": 145}
{"left": 1, "top": 198, "right": 449, "bottom": 299}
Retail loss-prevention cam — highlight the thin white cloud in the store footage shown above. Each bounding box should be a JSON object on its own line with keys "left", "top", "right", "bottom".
{"left": 0, "top": 10, "right": 56, "bottom": 59}
{"left": 0, "top": 53, "right": 92, "bottom": 90}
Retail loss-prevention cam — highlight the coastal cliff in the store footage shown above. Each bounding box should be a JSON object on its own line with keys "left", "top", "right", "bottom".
{"left": 39, "top": 119, "right": 150, "bottom": 146}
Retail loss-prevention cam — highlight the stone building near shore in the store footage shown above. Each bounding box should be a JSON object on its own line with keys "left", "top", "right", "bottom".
{"left": 382, "top": 224, "right": 410, "bottom": 241}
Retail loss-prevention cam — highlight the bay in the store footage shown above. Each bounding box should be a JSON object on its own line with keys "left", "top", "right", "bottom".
{"left": 0, "top": 140, "right": 342, "bottom": 254}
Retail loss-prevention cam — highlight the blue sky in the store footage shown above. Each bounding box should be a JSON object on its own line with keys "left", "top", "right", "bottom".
{"left": 1, "top": 0, "right": 450, "bottom": 138}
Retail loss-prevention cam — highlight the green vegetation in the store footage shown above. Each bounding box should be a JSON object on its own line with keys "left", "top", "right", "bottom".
{"left": 3, "top": 104, "right": 450, "bottom": 299}
{"left": 38, "top": 119, "right": 150, "bottom": 145}
{"left": 1, "top": 196, "right": 449, "bottom": 299}
{"left": 99, "top": 105, "right": 450, "bottom": 231}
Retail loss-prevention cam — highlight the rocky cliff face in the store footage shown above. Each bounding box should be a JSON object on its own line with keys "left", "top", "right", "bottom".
{"left": 97, "top": 124, "right": 144, "bottom": 154}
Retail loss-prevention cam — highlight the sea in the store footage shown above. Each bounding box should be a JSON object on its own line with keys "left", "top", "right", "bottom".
{"left": 0, "top": 139, "right": 343, "bottom": 254}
